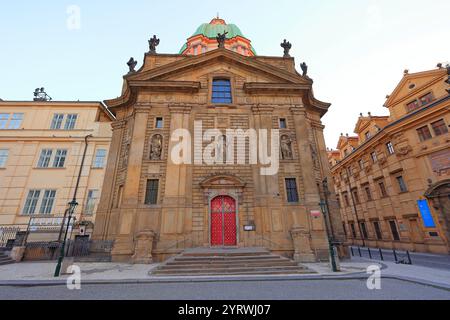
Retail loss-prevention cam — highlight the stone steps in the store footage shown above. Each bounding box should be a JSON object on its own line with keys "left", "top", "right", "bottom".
{"left": 172, "top": 255, "right": 283, "bottom": 263}
{"left": 0, "top": 252, "right": 15, "bottom": 266}
{"left": 151, "top": 248, "right": 313, "bottom": 276}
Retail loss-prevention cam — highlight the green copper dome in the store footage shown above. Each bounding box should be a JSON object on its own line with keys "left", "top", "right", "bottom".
{"left": 192, "top": 22, "right": 245, "bottom": 39}
{"left": 179, "top": 18, "right": 257, "bottom": 55}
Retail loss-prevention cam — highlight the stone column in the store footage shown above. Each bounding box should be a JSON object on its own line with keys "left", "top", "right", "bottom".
{"left": 92, "top": 120, "right": 125, "bottom": 241}
{"left": 111, "top": 106, "right": 150, "bottom": 261}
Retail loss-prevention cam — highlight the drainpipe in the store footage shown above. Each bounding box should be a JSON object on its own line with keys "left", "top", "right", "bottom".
{"left": 348, "top": 181, "right": 366, "bottom": 247}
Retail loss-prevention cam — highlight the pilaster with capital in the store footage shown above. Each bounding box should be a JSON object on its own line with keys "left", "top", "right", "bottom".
{"left": 111, "top": 106, "right": 150, "bottom": 259}
{"left": 92, "top": 119, "right": 126, "bottom": 241}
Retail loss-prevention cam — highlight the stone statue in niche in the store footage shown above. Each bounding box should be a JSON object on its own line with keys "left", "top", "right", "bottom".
{"left": 123, "top": 144, "right": 130, "bottom": 168}
{"left": 150, "top": 135, "right": 163, "bottom": 160}
{"left": 310, "top": 144, "right": 320, "bottom": 169}
{"left": 281, "top": 135, "right": 293, "bottom": 160}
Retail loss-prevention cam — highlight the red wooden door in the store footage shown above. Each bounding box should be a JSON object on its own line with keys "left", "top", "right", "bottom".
{"left": 210, "top": 196, "right": 237, "bottom": 246}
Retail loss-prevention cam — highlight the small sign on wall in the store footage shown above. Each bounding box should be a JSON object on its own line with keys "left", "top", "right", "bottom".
{"left": 311, "top": 210, "right": 322, "bottom": 219}
{"left": 244, "top": 225, "right": 256, "bottom": 232}
{"left": 417, "top": 199, "right": 436, "bottom": 228}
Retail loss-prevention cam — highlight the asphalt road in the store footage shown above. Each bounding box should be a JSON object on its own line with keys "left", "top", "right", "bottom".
{"left": 1, "top": 278, "right": 449, "bottom": 300}
{"left": 350, "top": 247, "right": 450, "bottom": 270}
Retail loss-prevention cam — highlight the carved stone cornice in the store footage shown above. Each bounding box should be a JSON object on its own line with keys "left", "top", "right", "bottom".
{"left": 168, "top": 104, "right": 192, "bottom": 114}
{"left": 243, "top": 82, "right": 310, "bottom": 94}
{"left": 251, "top": 105, "right": 274, "bottom": 115}
{"left": 289, "top": 105, "right": 307, "bottom": 116}
{"left": 310, "top": 121, "right": 325, "bottom": 130}
{"left": 133, "top": 105, "right": 152, "bottom": 114}
{"left": 111, "top": 120, "right": 126, "bottom": 131}
{"left": 128, "top": 80, "right": 201, "bottom": 93}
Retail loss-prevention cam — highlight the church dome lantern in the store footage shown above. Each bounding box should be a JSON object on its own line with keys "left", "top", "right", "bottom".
{"left": 179, "top": 17, "right": 257, "bottom": 56}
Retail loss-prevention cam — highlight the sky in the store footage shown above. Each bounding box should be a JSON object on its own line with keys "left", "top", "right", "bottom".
{"left": 0, "top": 0, "right": 449, "bottom": 148}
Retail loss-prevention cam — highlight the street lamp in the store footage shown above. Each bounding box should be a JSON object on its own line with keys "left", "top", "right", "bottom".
{"left": 54, "top": 134, "right": 92, "bottom": 277}
{"left": 319, "top": 200, "right": 338, "bottom": 272}
{"left": 319, "top": 178, "right": 339, "bottom": 273}
{"left": 54, "top": 200, "right": 78, "bottom": 277}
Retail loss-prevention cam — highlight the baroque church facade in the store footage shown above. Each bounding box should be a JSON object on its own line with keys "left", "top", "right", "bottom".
{"left": 92, "top": 18, "right": 346, "bottom": 263}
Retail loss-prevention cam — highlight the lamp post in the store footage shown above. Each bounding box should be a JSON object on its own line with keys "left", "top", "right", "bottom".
{"left": 319, "top": 178, "right": 338, "bottom": 272}
{"left": 54, "top": 200, "right": 78, "bottom": 277}
{"left": 54, "top": 134, "right": 92, "bottom": 277}
{"left": 319, "top": 200, "right": 338, "bottom": 272}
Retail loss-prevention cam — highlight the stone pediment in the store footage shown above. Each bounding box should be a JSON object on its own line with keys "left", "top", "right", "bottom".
{"left": 127, "top": 48, "right": 311, "bottom": 85}
{"left": 384, "top": 69, "right": 446, "bottom": 108}
{"left": 200, "top": 174, "right": 246, "bottom": 189}
{"left": 104, "top": 48, "right": 331, "bottom": 117}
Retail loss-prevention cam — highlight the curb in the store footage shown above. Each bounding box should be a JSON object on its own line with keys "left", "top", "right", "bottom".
{"left": 1, "top": 272, "right": 449, "bottom": 291}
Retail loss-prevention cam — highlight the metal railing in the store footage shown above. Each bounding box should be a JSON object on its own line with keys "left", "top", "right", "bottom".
{"left": 350, "top": 245, "right": 412, "bottom": 265}
{"left": 22, "top": 240, "right": 115, "bottom": 261}
{"left": 0, "top": 227, "right": 22, "bottom": 249}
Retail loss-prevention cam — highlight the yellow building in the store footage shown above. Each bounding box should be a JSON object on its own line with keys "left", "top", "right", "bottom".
{"left": 329, "top": 66, "right": 450, "bottom": 254}
{"left": 0, "top": 100, "right": 114, "bottom": 240}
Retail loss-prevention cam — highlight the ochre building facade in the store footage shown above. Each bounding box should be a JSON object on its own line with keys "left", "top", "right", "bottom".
{"left": 0, "top": 101, "right": 113, "bottom": 240}
{"left": 328, "top": 66, "right": 450, "bottom": 254}
{"left": 92, "top": 18, "right": 346, "bottom": 263}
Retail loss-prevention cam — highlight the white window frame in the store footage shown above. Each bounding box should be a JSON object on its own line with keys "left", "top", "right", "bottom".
{"left": 93, "top": 149, "right": 107, "bottom": 168}
{"left": 53, "top": 149, "right": 68, "bottom": 168}
{"left": 23, "top": 190, "right": 41, "bottom": 215}
{"left": 37, "top": 149, "right": 53, "bottom": 168}
{"left": 84, "top": 189, "right": 99, "bottom": 215}
{"left": 39, "top": 190, "right": 57, "bottom": 214}
{"left": 50, "top": 114, "right": 65, "bottom": 130}
{"left": 64, "top": 114, "right": 78, "bottom": 130}
{"left": 0, "top": 149, "right": 8, "bottom": 167}
{"left": 0, "top": 113, "right": 9, "bottom": 129}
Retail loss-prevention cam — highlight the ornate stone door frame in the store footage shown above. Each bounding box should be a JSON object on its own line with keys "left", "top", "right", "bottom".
{"left": 208, "top": 192, "right": 239, "bottom": 247}
{"left": 200, "top": 174, "right": 246, "bottom": 248}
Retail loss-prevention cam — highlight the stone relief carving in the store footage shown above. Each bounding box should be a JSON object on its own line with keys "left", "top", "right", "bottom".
{"left": 280, "top": 135, "right": 293, "bottom": 160}
{"left": 150, "top": 134, "right": 163, "bottom": 160}
{"left": 123, "top": 144, "right": 130, "bottom": 168}
{"left": 310, "top": 144, "right": 321, "bottom": 169}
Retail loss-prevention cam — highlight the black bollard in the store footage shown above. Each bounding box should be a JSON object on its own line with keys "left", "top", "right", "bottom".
{"left": 368, "top": 247, "right": 372, "bottom": 259}
{"left": 379, "top": 248, "right": 384, "bottom": 261}
{"left": 406, "top": 251, "right": 412, "bottom": 265}
{"left": 393, "top": 249, "right": 398, "bottom": 263}
{"left": 358, "top": 246, "right": 362, "bottom": 257}
{"left": 350, "top": 247, "right": 354, "bottom": 256}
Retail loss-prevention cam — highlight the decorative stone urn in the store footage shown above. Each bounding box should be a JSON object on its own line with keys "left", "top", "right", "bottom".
{"left": 290, "top": 226, "right": 316, "bottom": 263}
{"left": 132, "top": 230, "right": 156, "bottom": 264}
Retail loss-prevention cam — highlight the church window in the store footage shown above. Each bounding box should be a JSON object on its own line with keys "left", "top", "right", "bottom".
{"left": 279, "top": 118, "right": 287, "bottom": 129}
{"left": 285, "top": 178, "right": 299, "bottom": 203}
{"left": 212, "top": 79, "right": 232, "bottom": 104}
{"left": 155, "top": 117, "right": 164, "bottom": 129}
{"left": 145, "top": 179, "right": 159, "bottom": 205}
